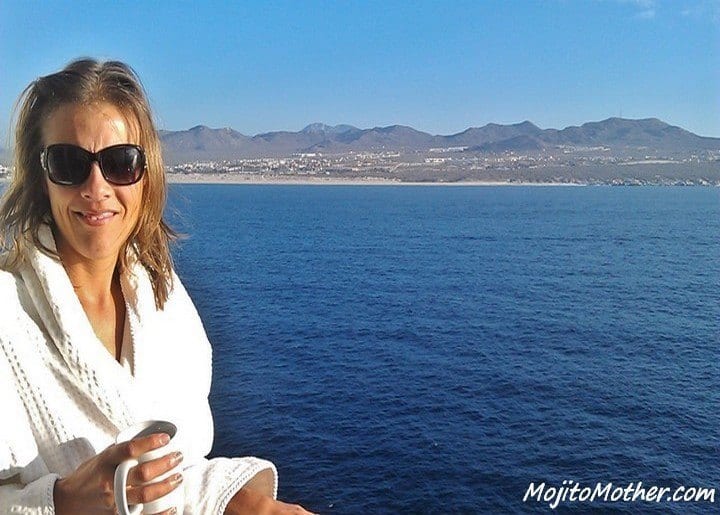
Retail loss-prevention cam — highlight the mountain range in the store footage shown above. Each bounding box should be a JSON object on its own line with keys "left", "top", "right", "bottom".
{"left": 1, "top": 118, "right": 718, "bottom": 166}
{"left": 158, "top": 118, "right": 720, "bottom": 163}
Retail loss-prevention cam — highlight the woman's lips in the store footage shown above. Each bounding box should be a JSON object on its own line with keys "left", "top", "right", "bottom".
{"left": 74, "top": 210, "right": 118, "bottom": 226}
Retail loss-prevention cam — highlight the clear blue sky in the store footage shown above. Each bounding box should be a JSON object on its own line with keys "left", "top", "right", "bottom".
{"left": 1, "top": 0, "right": 718, "bottom": 142}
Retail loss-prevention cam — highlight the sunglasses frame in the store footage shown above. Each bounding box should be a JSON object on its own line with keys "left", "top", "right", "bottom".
{"left": 40, "top": 143, "right": 147, "bottom": 186}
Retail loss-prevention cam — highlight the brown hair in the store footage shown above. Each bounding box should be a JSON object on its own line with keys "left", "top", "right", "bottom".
{"left": 0, "top": 58, "right": 176, "bottom": 309}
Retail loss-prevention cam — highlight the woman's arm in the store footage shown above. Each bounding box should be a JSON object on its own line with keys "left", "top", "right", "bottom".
{"left": 224, "top": 469, "right": 315, "bottom": 515}
{"left": 0, "top": 340, "right": 60, "bottom": 513}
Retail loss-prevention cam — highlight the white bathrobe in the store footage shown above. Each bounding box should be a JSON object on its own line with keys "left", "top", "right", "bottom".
{"left": 0, "top": 227, "right": 277, "bottom": 514}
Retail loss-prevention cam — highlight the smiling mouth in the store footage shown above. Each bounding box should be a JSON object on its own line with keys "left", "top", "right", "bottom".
{"left": 74, "top": 211, "right": 118, "bottom": 226}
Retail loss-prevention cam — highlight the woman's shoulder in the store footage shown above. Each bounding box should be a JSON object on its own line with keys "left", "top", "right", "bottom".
{"left": 0, "top": 255, "right": 30, "bottom": 319}
{"left": 0, "top": 277, "right": 27, "bottom": 341}
{"left": 163, "top": 269, "right": 196, "bottom": 312}
{"left": 160, "top": 270, "right": 212, "bottom": 344}
{"left": 0, "top": 257, "right": 21, "bottom": 292}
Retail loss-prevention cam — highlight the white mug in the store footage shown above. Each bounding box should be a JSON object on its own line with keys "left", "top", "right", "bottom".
{"left": 114, "top": 420, "right": 184, "bottom": 515}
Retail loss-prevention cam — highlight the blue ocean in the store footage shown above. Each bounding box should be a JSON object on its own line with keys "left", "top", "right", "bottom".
{"left": 168, "top": 185, "right": 719, "bottom": 514}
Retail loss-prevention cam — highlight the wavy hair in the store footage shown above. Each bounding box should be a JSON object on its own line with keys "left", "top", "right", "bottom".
{"left": 0, "top": 58, "right": 176, "bottom": 309}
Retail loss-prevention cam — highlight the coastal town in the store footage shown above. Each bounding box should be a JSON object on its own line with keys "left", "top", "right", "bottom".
{"left": 162, "top": 147, "right": 720, "bottom": 186}
{"left": 2, "top": 148, "right": 719, "bottom": 186}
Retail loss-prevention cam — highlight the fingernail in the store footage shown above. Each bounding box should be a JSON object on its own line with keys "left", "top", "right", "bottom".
{"left": 171, "top": 451, "right": 183, "bottom": 465}
{"left": 169, "top": 508, "right": 177, "bottom": 515}
{"left": 160, "top": 433, "right": 170, "bottom": 445}
{"left": 170, "top": 473, "right": 183, "bottom": 484}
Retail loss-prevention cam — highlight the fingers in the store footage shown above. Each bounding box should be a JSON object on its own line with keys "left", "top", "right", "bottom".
{"left": 128, "top": 451, "right": 183, "bottom": 484}
{"left": 109, "top": 432, "right": 171, "bottom": 463}
{"left": 126, "top": 471, "right": 183, "bottom": 506}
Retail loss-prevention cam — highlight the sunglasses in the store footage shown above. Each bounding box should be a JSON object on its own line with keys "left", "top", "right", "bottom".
{"left": 40, "top": 143, "right": 146, "bottom": 186}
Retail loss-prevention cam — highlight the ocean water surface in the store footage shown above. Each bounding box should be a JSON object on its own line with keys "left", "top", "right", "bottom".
{"left": 168, "top": 185, "right": 719, "bottom": 514}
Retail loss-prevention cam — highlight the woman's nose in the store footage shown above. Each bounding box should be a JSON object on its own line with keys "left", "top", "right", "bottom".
{"left": 80, "top": 162, "right": 112, "bottom": 201}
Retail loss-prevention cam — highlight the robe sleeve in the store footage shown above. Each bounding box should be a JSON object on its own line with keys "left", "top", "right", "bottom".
{"left": 0, "top": 476, "right": 60, "bottom": 515}
{"left": 182, "top": 457, "right": 278, "bottom": 514}
{"left": 164, "top": 273, "right": 278, "bottom": 514}
{"left": 0, "top": 331, "right": 60, "bottom": 514}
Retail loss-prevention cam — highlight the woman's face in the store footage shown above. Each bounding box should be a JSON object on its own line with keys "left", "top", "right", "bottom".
{"left": 42, "top": 102, "right": 144, "bottom": 266}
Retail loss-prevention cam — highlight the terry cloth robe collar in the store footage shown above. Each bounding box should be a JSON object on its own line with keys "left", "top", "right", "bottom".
{"left": 20, "top": 225, "right": 158, "bottom": 429}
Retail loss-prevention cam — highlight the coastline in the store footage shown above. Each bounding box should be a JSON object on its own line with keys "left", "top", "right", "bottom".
{"left": 165, "top": 173, "right": 584, "bottom": 186}
{"left": 4, "top": 173, "right": 715, "bottom": 187}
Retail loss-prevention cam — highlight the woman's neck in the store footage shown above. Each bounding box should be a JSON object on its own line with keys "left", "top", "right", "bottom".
{"left": 63, "top": 252, "right": 126, "bottom": 361}
{"left": 57, "top": 244, "right": 127, "bottom": 360}
{"left": 53, "top": 227, "right": 122, "bottom": 305}
{"left": 63, "top": 258, "right": 120, "bottom": 307}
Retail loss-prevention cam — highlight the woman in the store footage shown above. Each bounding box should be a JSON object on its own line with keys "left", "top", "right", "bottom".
{"left": 0, "top": 59, "right": 312, "bottom": 514}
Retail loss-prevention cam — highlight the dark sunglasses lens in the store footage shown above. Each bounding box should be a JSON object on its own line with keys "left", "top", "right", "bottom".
{"left": 100, "top": 146, "right": 144, "bottom": 185}
{"left": 46, "top": 146, "right": 90, "bottom": 185}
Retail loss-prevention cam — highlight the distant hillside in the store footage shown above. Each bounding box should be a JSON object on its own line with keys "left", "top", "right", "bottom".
{"left": 2, "top": 118, "right": 717, "bottom": 165}
{"left": 158, "top": 125, "right": 254, "bottom": 162}
{"left": 540, "top": 118, "right": 717, "bottom": 152}
{"left": 159, "top": 118, "right": 720, "bottom": 163}
{"left": 438, "top": 121, "right": 543, "bottom": 147}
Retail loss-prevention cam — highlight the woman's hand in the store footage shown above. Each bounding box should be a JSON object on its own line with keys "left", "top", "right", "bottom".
{"left": 53, "top": 432, "right": 183, "bottom": 515}
{"left": 224, "top": 469, "right": 316, "bottom": 515}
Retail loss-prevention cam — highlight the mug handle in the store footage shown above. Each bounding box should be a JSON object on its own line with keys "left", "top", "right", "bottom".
{"left": 114, "top": 459, "right": 143, "bottom": 515}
